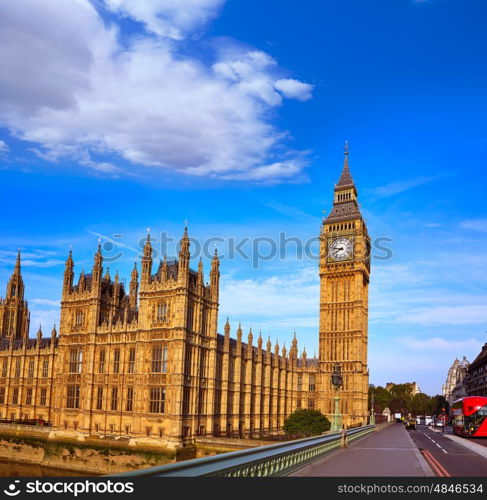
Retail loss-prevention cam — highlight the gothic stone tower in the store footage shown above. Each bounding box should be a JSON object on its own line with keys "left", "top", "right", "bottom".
{"left": 0, "top": 251, "right": 30, "bottom": 341}
{"left": 319, "top": 143, "right": 370, "bottom": 427}
{"left": 55, "top": 228, "right": 219, "bottom": 447}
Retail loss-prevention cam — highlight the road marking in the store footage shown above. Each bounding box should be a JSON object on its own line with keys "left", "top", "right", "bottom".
{"left": 418, "top": 430, "right": 449, "bottom": 454}
{"left": 420, "top": 449, "right": 451, "bottom": 477}
{"left": 428, "top": 435, "right": 449, "bottom": 454}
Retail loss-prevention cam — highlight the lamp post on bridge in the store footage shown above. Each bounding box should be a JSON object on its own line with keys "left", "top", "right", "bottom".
{"left": 370, "top": 391, "right": 375, "bottom": 425}
{"left": 331, "top": 363, "right": 343, "bottom": 432}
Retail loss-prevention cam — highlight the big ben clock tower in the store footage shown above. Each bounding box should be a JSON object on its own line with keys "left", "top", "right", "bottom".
{"left": 319, "top": 142, "right": 370, "bottom": 427}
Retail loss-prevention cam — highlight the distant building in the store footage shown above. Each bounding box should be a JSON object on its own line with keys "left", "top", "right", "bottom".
{"left": 464, "top": 345, "right": 487, "bottom": 398}
{"left": 443, "top": 356, "right": 470, "bottom": 404}
{"left": 382, "top": 407, "right": 391, "bottom": 422}
{"left": 385, "top": 382, "right": 421, "bottom": 395}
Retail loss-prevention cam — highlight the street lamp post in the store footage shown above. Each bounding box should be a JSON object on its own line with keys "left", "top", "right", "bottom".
{"left": 331, "top": 364, "right": 343, "bottom": 432}
{"left": 370, "top": 391, "right": 375, "bottom": 425}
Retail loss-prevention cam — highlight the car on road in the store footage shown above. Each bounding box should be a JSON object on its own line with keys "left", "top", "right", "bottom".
{"left": 405, "top": 419, "right": 416, "bottom": 430}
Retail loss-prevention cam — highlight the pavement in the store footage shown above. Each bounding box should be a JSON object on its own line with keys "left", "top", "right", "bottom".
{"left": 290, "top": 423, "right": 433, "bottom": 477}
{"left": 410, "top": 425, "right": 487, "bottom": 476}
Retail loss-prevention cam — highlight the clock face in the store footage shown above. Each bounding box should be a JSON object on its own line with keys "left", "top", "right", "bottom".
{"left": 329, "top": 237, "right": 353, "bottom": 261}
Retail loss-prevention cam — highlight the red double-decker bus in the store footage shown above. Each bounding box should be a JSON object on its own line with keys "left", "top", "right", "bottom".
{"left": 452, "top": 396, "right": 487, "bottom": 437}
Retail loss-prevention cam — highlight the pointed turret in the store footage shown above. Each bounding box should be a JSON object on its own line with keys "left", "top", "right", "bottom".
{"left": 12, "top": 249, "right": 21, "bottom": 282}
{"left": 266, "top": 337, "right": 272, "bottom": 362}
{"left": 210, "top": 248, "right": 220, "bottom": 301}
{"left": 179, "top": 227, "right": 190, "bottom": 264}
{"left": 129, "top": 262, "right": 139, "bottom": 309}
{"left": 161, "top": 255, "right": 167, "bottom": 281}
{"left": 51, "top": 324, "right": 57, "bottom": 341}
{"left": 325, "top": 142, "right": 362, "bottom": 224}
{"left": 2, "top": 250, "right": 30, "bottom": 340}
{"left": 336, "top": 141, "right": 355, "bottom": 189}
{"left": 78, "top": 268, "right": 86, "bottom": 291}
{"left": 141, "top": 230, "right": 153, "bottom": 284}
{"left": 113, "top": 270, "right": 120, "bottom": 300}
{"left": 248, "top": 328, "right": 253, "bottom": 345}
{"left": 6, "top": 250, "right": 25, "bottom": 300}
{"left": 156, "top": 259, "right": 163, "bottom": 280}
{"left": 290, "top": 331, "right": 298, "bottom": 360}
{"left": 92, "top": 242, "right": 103, "bottom": 285}
{"left": 257, "top": 331, "right": 263, "bottom": 351}
{"left": 104, "top": 267, "right": 111, "bottom": 282}
{"left": 223, "top": 317, "right": 230, "bottom": 352}
{"left": 197, "top": 258, "right": 204, "bottom": 286}
{"left": 15, "top": 249, "right": 21, "bottom": 270}
{"left": 36, "top": 324, "right": 42, "bottom": 342}
{"left": 177, "top": 227, "right": 190, "bottom": 286}
{"left": 63, "top": 249, "right": 74, "bottom": 294}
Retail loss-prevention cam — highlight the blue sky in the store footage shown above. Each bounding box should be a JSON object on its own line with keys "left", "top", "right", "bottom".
{"left": 0, "top": 0, "right": 486, "bottom": 395}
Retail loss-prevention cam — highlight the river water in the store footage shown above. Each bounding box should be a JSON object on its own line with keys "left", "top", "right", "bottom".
{"left": 0, "top": 460, "right": 94, "bottom": 477}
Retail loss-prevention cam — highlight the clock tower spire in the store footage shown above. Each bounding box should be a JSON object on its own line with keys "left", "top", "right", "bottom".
{"left": 318, "top": 143, "right": 370, "bottom": 428}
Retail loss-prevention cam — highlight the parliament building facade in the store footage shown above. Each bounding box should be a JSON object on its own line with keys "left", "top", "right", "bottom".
{"left": 0, "top": 148, "right": 370, "bottom": 448}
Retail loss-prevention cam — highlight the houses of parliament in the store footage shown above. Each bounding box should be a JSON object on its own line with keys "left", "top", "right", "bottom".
{"left": 0, "top": 147, "right": 370, "bottom": 448}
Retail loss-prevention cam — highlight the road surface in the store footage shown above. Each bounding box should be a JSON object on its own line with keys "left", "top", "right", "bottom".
{"left": 291, "top": 423, "right": 432, "bottom": 476}
{"left": 409, "top": 425, "right": 487, "bottom": 476}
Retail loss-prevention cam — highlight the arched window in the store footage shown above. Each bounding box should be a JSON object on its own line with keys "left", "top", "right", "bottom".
{"left": 151, "top": 345, "right": 168, "bottom": 373}
{"left": 69, "top": 349, "right": 83, "bottom": 373}
{"left": 156, "top": 302, "right": 168, "bottom": 322}
{"left": 74, "top": 310, "right": 84, "bottom": 328}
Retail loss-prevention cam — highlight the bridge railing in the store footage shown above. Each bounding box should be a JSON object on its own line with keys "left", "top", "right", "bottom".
{"left": 114, "top": 425, "right": 375, "bottom": 477}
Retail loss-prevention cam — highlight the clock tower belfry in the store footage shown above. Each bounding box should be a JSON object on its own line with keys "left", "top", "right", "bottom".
{"left": 319, "top": 143, "right": 370, "bottom": 427}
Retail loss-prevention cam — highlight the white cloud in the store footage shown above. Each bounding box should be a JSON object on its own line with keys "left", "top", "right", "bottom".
{"left": 0, "top": 140, "right": 8, "bottom": 153}
{"left": 0, "top": 249, "right": 65, "bottom": 269}
{"left": 395, "top": 336, "right": 482, "bottom": 351}
{"left": 460, "top": 219, "right": 487, "bottom": 233}
{"left": 220, "top": 267, "right": 319, "bottom": 327}
{"left": 399, "top": 305, "right": 487, "bottom": 326}
{"left": 30, "top": 299, "right": 60, "bottom": 307}
{"left": 103, "top": 0, "right": 225, "bottom": 40}
{"left": 29, "top": 308, "right": 59, "bottom": 335}
{"left": 0, "top": 0, "right": 313, "bottom": 183}
{"left": 372, "top": 175, "right": 443, "bottom": 197}
{"left": 262, "top": 201, "right": 319, "bottom": 222}
{"left": 274, "top": 79, "right": 313, "bottom": 101}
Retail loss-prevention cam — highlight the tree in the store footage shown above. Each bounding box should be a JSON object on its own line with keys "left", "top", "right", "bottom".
{"left": 283, "top": 409, "right": 331, "bottom": 438}
{"left": 386, "top": 383, "right": 415, "bottom": 414}
{"left": 411, "top": 393, "right": 431, "bottom": 415}
{"left": 389, "top": 397, "right": 408, "bottom": 414}
{"left": 430, "top": 395, "right": 448, "bottom": 416}
{"left": 369, "top": 385, "right": 392, "bottom": 412}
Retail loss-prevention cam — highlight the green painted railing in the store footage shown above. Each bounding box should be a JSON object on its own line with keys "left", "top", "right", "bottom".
{"left": 114, "top": 425, "right": 375, "bottom": 477}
